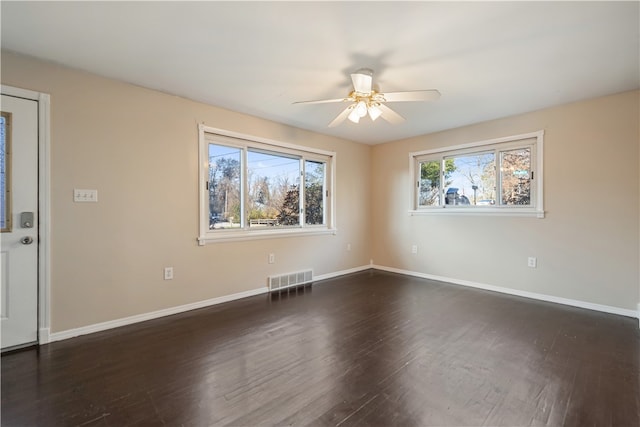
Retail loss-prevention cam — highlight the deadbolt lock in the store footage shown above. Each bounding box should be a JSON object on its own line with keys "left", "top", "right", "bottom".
{"left": 21, "top": 212, "right": 34, "bottom": 228}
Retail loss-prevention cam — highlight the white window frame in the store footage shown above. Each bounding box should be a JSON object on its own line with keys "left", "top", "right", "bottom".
{"left": 409, "top": 130, "right": 544, "bottom": 218}
{"left": 198, "top": 125, "right": 336, "bottom": 244}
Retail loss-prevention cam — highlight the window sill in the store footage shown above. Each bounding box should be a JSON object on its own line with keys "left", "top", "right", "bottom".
{"left": 198, "top": 227, "right": 337, "bottom": 245}
{"left": 409, "top": 208, "right": 545, "bottom": 218}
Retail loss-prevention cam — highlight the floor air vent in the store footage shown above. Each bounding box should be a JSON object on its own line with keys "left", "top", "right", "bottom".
{"left": 268, "top": 270, "right": 313, "bottom": 292}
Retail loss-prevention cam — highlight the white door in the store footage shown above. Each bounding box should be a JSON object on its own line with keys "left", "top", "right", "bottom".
{"left": 1, "top": 94, "right": 39, "bottom": 350}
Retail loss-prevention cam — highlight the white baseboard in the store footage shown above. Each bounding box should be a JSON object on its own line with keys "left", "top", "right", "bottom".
{"left": 47, "top": 263, "right": 635, "bottom": 343}
{"left": 47, "top": 264, "right": 373, "bottom": 344}
{"left": 314, "top": 264, "right": 372, "bottom": 282}
{"left": 49, "top": 286, "right": 268, "bottom": 343}
{"left": 373, "top": 264, "right": 640, "bottom": 321}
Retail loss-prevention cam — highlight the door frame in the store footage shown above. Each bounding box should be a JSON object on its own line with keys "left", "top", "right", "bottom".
{"left": 1, "top": 85, "right": 51, "bottom": 345}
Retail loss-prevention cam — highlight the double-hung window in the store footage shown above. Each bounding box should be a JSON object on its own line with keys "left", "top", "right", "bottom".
{"left": 410, "top": 131, "right": 544, "bottom": 217}
{"left": 198, "top": 125, "right": 335, "bottom": 243}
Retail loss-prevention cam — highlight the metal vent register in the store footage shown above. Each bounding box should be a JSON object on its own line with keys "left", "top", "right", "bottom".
{"left": 268, "top": 270, "right": 313, "bottom": 292}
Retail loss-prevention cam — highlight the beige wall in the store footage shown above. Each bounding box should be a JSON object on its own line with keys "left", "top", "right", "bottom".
{"left": 3, "top": 50, "right": 638, "bottom": 334}
{"left": 2, "top": 51, "right": 372, "bottom": 332}
{"left": 371, "top": 90, "right": 640, "bottom": 311}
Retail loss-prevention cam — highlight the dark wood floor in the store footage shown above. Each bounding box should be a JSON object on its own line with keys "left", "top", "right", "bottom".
{"left": 2, "top": 270, "right": 639, "bottom": 426}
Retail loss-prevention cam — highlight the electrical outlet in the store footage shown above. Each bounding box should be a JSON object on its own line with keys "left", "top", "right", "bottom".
{"left": 164, "top": 267, "right": 174, "bottom": 280}
{"left": 347, "top": 243, "right": 351, "bottom": 251}
{"left": 411, "top": 245, "right": 418, "bottom": 254}
{"left": 268, "top": 253, "right": 275, "bottom": 264}
{"left": 527, "top": 257, "right": 537, "bottom": 268}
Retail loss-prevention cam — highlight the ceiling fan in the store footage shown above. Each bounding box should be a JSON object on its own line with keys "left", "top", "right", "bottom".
{"left": 294, "top": 68, "right": 441, "bottom": 127}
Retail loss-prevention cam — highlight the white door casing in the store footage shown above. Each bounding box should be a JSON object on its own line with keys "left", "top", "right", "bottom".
{"left": 0, "top": 85, "right": 50, "bottom": 350}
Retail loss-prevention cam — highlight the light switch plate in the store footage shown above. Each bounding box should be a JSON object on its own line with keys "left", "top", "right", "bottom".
{"left": 74, "top": 189, "right": 98, "bottom": 202}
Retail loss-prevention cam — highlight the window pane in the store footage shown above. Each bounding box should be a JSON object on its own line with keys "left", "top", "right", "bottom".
{"left": 419, "top": 160, "right": 442, "bottom": 206}
{"left": 305, "top": 160, "right": 325, "bottom": 225}
{"left": 445, "top": 152, "right": 496, "bottom": 206}
{"left": 247, "top": 150, "right": 300, "bottom": 228}
{"left": 208, "top": 144, "right": 241, "bottom": 229}
{"left": 0, "top": 112, "right": 11, "bottom": 232}
{"left": 501, "top": 148, "right": 531, "bottom": 205}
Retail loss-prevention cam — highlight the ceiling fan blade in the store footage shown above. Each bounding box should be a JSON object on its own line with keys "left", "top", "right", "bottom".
{"left": 377, "top": 104, "right": 405, "bottom": 124}
{"left": 351, "top": 69, "right": 373, "bottom": 94}
{"left": 293, "top": 98, "right": 348, "bottom": 105}
{"left": 328, "top": 105, "right": 353, "bottom": 128}
{"left": 381, "top": 90, "right": 441, "bottom": 102}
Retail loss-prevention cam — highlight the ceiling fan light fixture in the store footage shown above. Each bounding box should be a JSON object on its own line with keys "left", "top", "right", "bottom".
{"left": 368, "top": 104, "right": 382, "bottom": 121}
{"left": 356, "top": 100, "right": 368, "bottom": 117}
{"left": 348, "top": 106, "right": 361, "bottom": 123}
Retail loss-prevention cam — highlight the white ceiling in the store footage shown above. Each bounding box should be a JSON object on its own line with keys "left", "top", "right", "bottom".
{"left": 2, "top": 1, "right": 638, "bottom": 145}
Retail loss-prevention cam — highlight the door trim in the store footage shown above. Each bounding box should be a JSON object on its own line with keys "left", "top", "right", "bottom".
{"left": 1, "top": 85, "right": 51, "bottom": 344}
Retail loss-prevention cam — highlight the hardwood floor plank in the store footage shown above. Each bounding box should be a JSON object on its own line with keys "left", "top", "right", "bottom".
{"left": 2, "top": 270, "right": 639, "bottom": 426}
